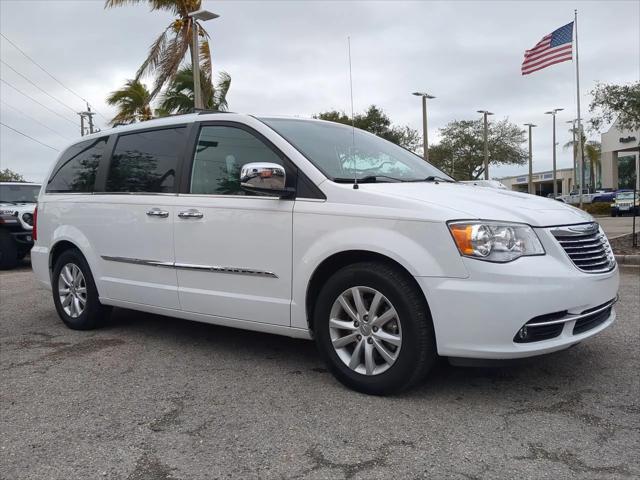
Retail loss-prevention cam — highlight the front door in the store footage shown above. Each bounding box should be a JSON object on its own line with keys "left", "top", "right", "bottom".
{"left": 173, "top": 124, "right": 294, "bottom": 326}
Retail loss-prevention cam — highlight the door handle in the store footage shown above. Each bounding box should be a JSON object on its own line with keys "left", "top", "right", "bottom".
{"left": 146, "top": 208, "right": 169, "bottom": 218}
{"left": 178, "top": 209, "right": 204, "bottom": 219}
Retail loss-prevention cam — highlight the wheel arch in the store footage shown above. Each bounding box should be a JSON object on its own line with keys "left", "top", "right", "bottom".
{"left": 305, "top": 250, "right": 431, "bottom": 331}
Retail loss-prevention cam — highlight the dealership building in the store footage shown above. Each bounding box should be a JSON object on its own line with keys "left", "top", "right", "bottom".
{"left": 499, "top": 121, "right": 639, "bottom": 195}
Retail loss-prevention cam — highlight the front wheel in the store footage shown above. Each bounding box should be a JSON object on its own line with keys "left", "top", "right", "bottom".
{"left": 0, "top": 230, "right": 18, "bottom": 269}
{"left": 52, "top": 249, "right": 111, "bottom": 330}
{"left": 313, "top": 261, "right": 437, "bottom": 395}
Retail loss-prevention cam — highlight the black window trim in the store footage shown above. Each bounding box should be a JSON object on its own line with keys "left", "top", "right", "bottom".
{"left": 179, "top": 120, "right": 325, "bottom": 200}
{"left": 95, "top": 123, "right": 194, "bottom": 195}
{"left": 45, "top": 135, "right": 112, "bottom": 194}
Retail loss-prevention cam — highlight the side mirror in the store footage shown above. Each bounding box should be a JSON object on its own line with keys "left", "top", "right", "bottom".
{"left": 240, "top": 162, "right": 294, "bottom": 198}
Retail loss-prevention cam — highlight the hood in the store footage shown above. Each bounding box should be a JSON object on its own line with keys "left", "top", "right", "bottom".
{"left": 360, "top": 182, "right": 593, "bottom": 227}
{"left": 0, "top": 202, "right": 36, "bottom": 215}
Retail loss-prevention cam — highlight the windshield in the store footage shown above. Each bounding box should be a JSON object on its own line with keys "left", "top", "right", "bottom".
{"left": 617, "top": 192, "right": 635, "bottom": 200}
{"left": 0, "top": 184, "right": 40, "bottom": 203}
{"left": 260, "top": 118, "right": 453, "bottom": 183}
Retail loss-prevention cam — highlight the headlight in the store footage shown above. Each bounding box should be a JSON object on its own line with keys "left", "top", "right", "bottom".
{"left": 22, "top": 213, "right": 33, "bottom": 226}
{"left": 448, "top": 221, "right": 545, "bottom": 262}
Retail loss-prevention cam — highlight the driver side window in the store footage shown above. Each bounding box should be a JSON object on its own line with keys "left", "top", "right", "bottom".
{"left": 190, "top": 126, "right": 283, "bottom": 195}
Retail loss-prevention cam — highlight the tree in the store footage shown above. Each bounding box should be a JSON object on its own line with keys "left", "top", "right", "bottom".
{"left": 0, "top": 168, "right": 25, "bottom": 182}
{"left": 428, "top": 119, "right": 527, "bottom": 180}
{"left": 106, "top": 79, "right": 154, "bottom": 125}
{"left": 588, "top": 81, "right": 640, "bottom": 132}
{"left": 563, "top": 128, "right": 601, "bottom": 188}
{"left": 105, "top": 0, "right": 213, "bottom": 98}
{"left": 315, "top": 105, "right": 422, "bottom": 151}
{"left": 159, "top": 66, "right": 231, "bottom": 114}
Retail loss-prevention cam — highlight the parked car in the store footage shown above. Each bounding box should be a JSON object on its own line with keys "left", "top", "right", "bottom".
{"left": 556, "top": 189, "right": 597, "bottom": 204}
{"left": 32, "top": 113, "right": 619, "bottom": 394}
{"left": 0, "top": 182, "right": 39, "bottom": 268}
{"left": 460, "top": 180, "right": 508, "bottom": 190}
{"left": 592, "top": 189, "right": 616, "bottom": 203}
{"left": 611, "top": 190, "right": 639, "bottom": 216}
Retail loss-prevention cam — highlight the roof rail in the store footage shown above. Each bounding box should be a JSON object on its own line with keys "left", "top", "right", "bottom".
{"left": 195, "top": 109, "right": 235, "bottom": 115}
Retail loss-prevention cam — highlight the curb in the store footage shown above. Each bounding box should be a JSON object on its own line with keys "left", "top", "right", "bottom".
{"left": 615, "top": 254, "right": 640, "bottom": 266}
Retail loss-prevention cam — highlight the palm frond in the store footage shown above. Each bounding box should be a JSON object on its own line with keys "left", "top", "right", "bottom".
{"left": 136, "top": 26, "right": 171, "bottom": 81}
{"left": 106, "top": 79, "right": 152, "bottom": 125}
{"left": 199, "top": 39, "right": 212, "bottom": 79}
{"left": 213, "top": 71, "right": 231, "bottom": 111}
{"left": 149, "top": 22, "right": 191, "bottom": 98}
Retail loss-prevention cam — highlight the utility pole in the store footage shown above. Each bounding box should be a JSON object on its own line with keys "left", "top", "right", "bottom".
{"left": 412, "top": 92, "right": 435, "bottom": 162}
{"left": 477, "top": 110, "right": 494, "bottom": 179}
{"left": 78, "top": 112, "right": 85, "bottom": 137}
{"left": 545, "top": 108, "right": 563, "bottom": 198}
{"left": 78, "top": 104, "right": 97, "bottom": 136}
{"left": 524, "top": 123, "right": 536, "bottom": 195}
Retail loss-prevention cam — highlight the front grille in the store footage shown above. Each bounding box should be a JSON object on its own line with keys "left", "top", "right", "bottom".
{"left": 573, "top": 302, "right": 613, "bottom": 335}
{"left": 550, "top": 223, "right": 615, "bottom": 273}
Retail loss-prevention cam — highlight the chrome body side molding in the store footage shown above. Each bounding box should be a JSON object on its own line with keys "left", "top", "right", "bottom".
{"left": 101, "top": 256, "right": 278, "bottom": 278}
{"left": 101, "top": 256, "right": 174, "bottom": 268}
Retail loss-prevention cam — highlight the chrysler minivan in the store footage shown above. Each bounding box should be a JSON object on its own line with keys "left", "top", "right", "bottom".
{"left": 32, "top": 113, "right": 619, "bottom": 394}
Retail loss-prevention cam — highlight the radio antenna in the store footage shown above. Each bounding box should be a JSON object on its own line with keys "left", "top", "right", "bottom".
{"left": 347, "top": 36, "right": 358, "bottom": 190}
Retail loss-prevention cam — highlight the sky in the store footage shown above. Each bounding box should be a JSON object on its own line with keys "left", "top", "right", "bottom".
{"left": 0, "top": 0, "right": 638, "bottom": 182}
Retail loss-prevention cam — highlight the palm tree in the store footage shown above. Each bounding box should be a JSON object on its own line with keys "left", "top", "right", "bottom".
{"left": 585, "top": 141, "right": 602, "bottom": 188}
{"left": 159, "top": 66, "right": 231, "bottom": 114}
{"left": 564, "top": 128, "right": 601, "bottom": 188}
{"left": 105, "top": 0, "right": 213, "bottom": 98}
{"left": 106, "top": 79, "right": 153, "bottom": 125}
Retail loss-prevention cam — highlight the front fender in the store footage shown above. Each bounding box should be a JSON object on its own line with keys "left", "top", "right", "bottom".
{"left": 290, "top": 211, "right": 468, "bottom": 329}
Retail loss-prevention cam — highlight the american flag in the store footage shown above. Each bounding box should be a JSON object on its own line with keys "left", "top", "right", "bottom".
{"left": 522, "top": 22, "right": 574, "bottom": 75}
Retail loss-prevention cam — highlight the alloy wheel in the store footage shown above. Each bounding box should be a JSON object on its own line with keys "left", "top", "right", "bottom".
{"left": 58, "top": 263, "right": 87, "bottom": 318}
{"left": 329, "top": 286, "right": 402, "bottom": 375}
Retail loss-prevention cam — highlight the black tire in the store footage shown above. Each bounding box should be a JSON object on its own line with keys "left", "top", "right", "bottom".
{"left": 52, "top": 249, "right": 111, "bottom": 330}
{"left": 611, "top": 211, "right": 617, "bottom": 217}
{"left": 313, "top": 261, "right": 437, "bottom": 395}
{"left": 0, "top": 230, "right": 18, "bottom": 270}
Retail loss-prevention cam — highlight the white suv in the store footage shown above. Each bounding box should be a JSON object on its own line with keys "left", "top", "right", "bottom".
{"left": 32, "top": 113, "right": 619, "bottom": 394}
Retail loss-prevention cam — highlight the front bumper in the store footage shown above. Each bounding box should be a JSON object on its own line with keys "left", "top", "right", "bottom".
{"left": 416, "top": 229, "right": 619, "bottom": 359}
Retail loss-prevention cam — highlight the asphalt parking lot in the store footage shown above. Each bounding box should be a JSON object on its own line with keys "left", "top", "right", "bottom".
{"left": 1, "top": 265, "right": 639, "bottom": 480}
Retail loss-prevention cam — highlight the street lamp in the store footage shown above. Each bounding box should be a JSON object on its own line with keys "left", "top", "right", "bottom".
{"left": 524, "top": 123, "right": 537, "bottom": 195}
{"left": 188, "top": 9, "right": 219, "bottom": 110}
{"left": 412, "top": 92, "right": 435, "bottom": 162}
{"left": 477, "top": 110, "right": 494, "bottom": 179}
{"left": 545, "top": 108, "right": 564, "bottom": 198}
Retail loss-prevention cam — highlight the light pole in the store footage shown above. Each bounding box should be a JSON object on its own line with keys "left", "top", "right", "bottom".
{"left": 412, "top": 92, "right": 435, "bottom": 162}
{"left": 566, "top": 119, "right": 577, "bottom": 190}
{"left": 545, "top": 108, "right": 564, "bottom": 198}
{"left": 477, "top": 110, "right": 494, "bottom": 179}
{"left": 188, "top": 9, "right": 219, "bottom": 110}
{"left": 524, "top": 123, "right": 537, "bottom": 195}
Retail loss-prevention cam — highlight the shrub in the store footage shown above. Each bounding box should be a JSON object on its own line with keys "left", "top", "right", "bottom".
{"left": 582, "top": 203, "right": 611, "bottom": 216}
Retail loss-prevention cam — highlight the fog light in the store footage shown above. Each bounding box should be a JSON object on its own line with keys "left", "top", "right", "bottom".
{"left": 517, "top": 326, "right": 528, "bottom": 341}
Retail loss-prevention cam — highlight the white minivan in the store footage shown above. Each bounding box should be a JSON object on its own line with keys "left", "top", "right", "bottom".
{"left": 32, "top": 113, "right": 619, "bottom": 394}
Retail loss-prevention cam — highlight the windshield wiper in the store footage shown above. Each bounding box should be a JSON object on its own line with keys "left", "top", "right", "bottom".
{"left": 333, "top": 175, "right": 404, "bottom": 183}
{"left": 414, "top": 176, "right": 456, "bottom": 183}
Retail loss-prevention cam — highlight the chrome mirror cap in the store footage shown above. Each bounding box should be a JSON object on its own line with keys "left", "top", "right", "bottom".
{"left": 240, "top": 162, "right": 292, "bottom": 197}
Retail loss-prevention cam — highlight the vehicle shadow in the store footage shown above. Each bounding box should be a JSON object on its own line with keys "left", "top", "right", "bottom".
{"left": 103, "top": 306, "right": 591, "bottom": 396}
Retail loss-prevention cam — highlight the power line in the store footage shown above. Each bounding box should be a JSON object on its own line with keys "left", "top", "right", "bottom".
{"left": 1, "top": 121, "right": 60, "bottom": 151}
{"left": 0, "top": 33, "right": 108, "bottom": 123}
{"left": 0, "top": 99, "right": 73, "bottom": 141}
{"left": 1, "top": 59, "right": 80, "bottom": 114}
{"left": 0, "top": 78, "right": 78, "bottom": 127}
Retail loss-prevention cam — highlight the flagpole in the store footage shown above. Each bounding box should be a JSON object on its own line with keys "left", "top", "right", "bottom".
{"left": 575, "top": 9, "right": 584, "bottom": 208}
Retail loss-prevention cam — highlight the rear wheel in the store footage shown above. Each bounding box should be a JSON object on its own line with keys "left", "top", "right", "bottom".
{"left": 0, "top": 230, "right": 18, "bottom": 269}
{"left": 52, "top": 249, "right": 111, "bottom": 330}
{"left": 314, "top": 261, "right": 436, "bottom": 395}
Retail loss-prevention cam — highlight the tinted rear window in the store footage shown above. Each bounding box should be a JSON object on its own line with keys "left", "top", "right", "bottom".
{"left": 106, "top": 127, "right": 186, "bottom": 193}
{"left": 46, "top": 137, "right": 107, "bottom": 193}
